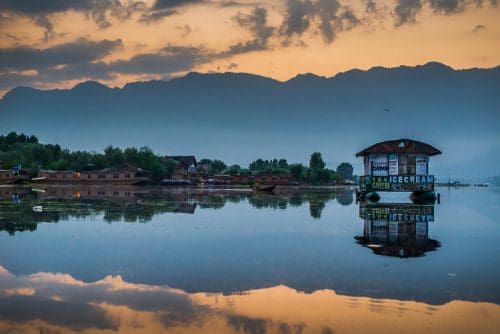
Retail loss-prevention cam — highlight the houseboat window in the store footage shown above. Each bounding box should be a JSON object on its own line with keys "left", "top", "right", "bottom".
{"left": 408, "top": 156, "right": 417, "bottom": 175}
{"left": 125, "top": 173, "right": 131, "bottom": 178}
{"left": 98, "top": 173, "right": 105, "bottom": 179}
{"left": 50, "top": 173, "right": 56, "bottom": 178}
{"left": 113, "top": 173, "right": 119, "bottom": 179}
{"left": 416, "top": 155, "right": 428, "bottom": 175}
{"left": 88, "top": 173, "right": 91, "bottom": 179}
{"left": 398, "top": 155, "right": 408, "bottom": 175}
{"left": 371, "top": 154, "right": 388, "bottom": 176}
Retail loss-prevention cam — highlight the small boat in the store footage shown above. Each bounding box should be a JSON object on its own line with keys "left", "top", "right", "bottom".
{"left": 253, "top": 184, "right": 276, "bottom": 192}
{"left": 32, "top": 206, "right": 43, "bottom": 213}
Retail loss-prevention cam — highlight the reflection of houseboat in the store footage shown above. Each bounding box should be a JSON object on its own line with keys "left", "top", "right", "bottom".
{"left": 34, "top": 169, "right": 150, "bottom": 185}
{"left": 356, "top": 139, "right": 441, "bottom": 201}
{"left": 355, "top": 202, "right": 440, "bottom": 257}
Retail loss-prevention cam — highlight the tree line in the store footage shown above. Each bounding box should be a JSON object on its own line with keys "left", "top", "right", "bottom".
{"left": 0, "top": 132, "right": 176, "bottom": 182}
{"left": 198, "top": 152, "right": 355, "bottom": 185}
{"left": 0, "top": 132, "right": 355, "bottom": 185}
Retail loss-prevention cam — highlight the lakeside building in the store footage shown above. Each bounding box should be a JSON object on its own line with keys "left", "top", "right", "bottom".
{"left": 356, "top": 139, "right": 441, "bottom": 195}
{"left": 167, "top": 156, "right": 198, "bottom": 179}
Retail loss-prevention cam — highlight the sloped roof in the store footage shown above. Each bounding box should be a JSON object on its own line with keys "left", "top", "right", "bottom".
{"left": 168, "top": 156, "right": 197, "bottom": 167}
{"left": 355, "top": 139, "right": 441, "bottom": 157}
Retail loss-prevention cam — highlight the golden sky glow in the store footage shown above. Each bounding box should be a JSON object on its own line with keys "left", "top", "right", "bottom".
{"left": 0, "top": 0, "right": 499, "bottom": 97}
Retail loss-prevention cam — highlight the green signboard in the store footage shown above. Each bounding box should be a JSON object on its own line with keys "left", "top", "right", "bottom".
{"left": 360, "top": 175, "right": 434, "bottom": 192}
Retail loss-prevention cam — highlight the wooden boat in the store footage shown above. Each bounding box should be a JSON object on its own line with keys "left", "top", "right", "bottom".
{"left": 253, "top": 184, "right": 276, "bottom": 192}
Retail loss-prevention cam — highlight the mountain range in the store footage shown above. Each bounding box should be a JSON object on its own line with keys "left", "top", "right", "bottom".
{"left": 1, "top": 62, "right": 499, "bottom": 178}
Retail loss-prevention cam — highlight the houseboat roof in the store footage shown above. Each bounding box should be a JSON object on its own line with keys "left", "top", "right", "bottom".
{"left": 168, "top": 156, "right": 197, "bottom": 167}
{"left": 355, "top": 139, "right": 441, "bottom": 157}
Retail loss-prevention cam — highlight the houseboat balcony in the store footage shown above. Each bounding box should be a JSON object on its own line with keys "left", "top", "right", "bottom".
{"left": 359, "top": 175, "right": 435, "bottom": 192}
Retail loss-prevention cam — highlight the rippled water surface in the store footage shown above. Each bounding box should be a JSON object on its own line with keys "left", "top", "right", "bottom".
{"left": 0, "top": 185, "right": 499, "bottom": 333}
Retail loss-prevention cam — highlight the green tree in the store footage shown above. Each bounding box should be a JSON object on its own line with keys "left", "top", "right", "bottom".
{"left": 164, "top": 158, "right": 176, "bottom": 178}
{"left": 104, "top": 146, "right": 124, "bottom": 168}
{"left": 278, "top": 159, "right": 288, "bottom": 169}
{"left": 210, "top": 159, "right": 227, "bottom": 174}
{"left": 289, "top": 163, "right": 304, "bottom": 180}
{"left": 226, "top": 164, "right": 241, "bottom": 175}
{"left": 336, "top": 162, "right": 354, "bottom": 180}
{"left": 309, "top": 152, "right": 325, "bottom": 170}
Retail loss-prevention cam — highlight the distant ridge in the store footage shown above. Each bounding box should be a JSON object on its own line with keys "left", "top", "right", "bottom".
{"left": 1, "top": 62, "right": 499, "bottom": 177}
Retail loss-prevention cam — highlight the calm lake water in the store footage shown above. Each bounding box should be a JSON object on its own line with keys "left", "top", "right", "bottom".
{"left": 0, "top": 185, "right": 499, "bottom": 333}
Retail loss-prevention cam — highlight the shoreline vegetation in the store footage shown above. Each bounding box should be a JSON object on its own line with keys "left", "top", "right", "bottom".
{"left": 0, "top": 132, "right": 356, "bottom": 185}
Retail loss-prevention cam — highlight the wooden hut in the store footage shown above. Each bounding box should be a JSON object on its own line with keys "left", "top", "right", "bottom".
{"left": 356, "top": 139, "right": 441, "bottom": 197}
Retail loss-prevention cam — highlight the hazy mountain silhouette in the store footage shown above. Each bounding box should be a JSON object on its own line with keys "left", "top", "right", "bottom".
{"left": 1, "top": 62, "right": 499, "bottom": 178}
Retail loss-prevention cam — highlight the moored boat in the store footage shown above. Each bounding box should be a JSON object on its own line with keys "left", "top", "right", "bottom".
{"left": 34, "top": 169, "right": 151, "bottom": 185}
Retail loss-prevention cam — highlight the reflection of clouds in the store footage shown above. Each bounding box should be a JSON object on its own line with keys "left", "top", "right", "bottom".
{"left": 0, "top": 266, "right": 499, "bottom": 334}
{"left": 0, "top": 294, "right": 119, "bottom": 331}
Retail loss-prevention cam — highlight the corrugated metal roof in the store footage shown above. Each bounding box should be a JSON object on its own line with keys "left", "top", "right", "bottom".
{"left": 355, "top": 139, "right": 441, "bottom": 157}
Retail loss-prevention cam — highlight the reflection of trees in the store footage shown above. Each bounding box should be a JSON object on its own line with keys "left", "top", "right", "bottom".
{"left": 248, "top": 195, "right": 288, "bottom": 210}
{"left": 0, "top": 188, "right": 357, "bottom": 234}
{"left": 197, "top": 195, "right": 228, "bottom": 209}
{"left": 309, "top": 201, "right": 326, "bottom": 219}
{"left": 248, "top": 189, "right": 354, "bottom": 219}
{"left": 336, "top": 191, "right": 353, "bottom": 206}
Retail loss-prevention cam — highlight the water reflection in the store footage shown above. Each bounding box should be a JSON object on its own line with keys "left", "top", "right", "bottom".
{"left": 0, "top": 186, "right": 355, "bottom": 234}
{"left": 1, "top": 186, "right": 499, "bottom": 318}
{"left": 355, "top": 202, "right": 440, "bottom": 257}
{"left": 0, "top": 266, "right": 498, "bottom": 334}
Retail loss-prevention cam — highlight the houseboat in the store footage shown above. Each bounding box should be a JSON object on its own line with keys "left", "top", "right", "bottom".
{"left": 356, "top": 139, "right": 441, "bottom": 202}
{"left": 34, "top": 169, "right": 151, "bottom": 185}
{"left": 0, "top": 169, "right": 30, "bottom": 184}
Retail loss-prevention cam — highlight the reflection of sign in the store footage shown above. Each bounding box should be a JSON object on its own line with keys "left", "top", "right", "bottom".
{"left": 360, "top": 203, "right": 434, "bottom": 222}
{"left": 371, "top": 155, "right": 388, "bottom": 176}
{"left": 389, "top": 213, "right": 434, "bottom": 222}
{"left": 389, "top": 154, "right": 398, "bottom": 175}
{"left": 416, "top": 155, "right": 427, "bottom": 175}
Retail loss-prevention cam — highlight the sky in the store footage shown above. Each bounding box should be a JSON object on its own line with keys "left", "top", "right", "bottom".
{"left": 0, "top": 0, "right": 499, "bottom": 97}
